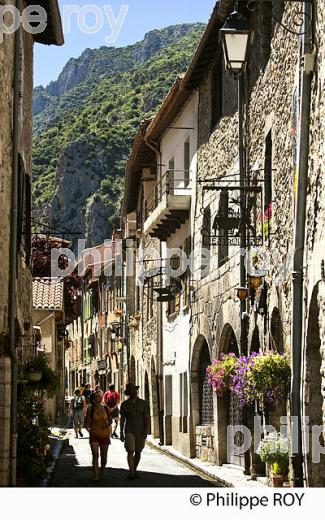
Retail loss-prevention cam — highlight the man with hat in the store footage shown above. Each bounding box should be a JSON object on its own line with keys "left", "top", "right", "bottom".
{"left": 120, "top": 383, "right": 150, "bottom": 480}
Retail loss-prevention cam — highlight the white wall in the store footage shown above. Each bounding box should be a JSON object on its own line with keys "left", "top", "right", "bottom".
{"left": 159, "top": 93, "right": 198, "bottom": 450}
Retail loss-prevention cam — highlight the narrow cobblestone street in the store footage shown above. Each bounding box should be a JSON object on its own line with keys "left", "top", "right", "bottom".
{"left": 50, "top": 430, "right": 218, "bottom": 488}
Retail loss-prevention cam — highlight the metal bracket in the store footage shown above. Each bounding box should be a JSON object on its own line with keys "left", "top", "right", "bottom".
{"left": 303, "top": 53, "right": 315, "bottom": 73}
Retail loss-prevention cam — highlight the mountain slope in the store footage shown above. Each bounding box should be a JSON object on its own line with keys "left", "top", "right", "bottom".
{"left": 32, "top": 24, "right": 205, "bottom": 247}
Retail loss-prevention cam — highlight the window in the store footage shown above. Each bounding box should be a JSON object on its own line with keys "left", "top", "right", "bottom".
{"left": 146, "top": 277, "right": 154, "bottom": 320}
{"left": 210, "top": 62, "right": 223, "bottom": 131}
{"left": 264, "top": 130, "right": 273, "bottom": 211}
{"left": 179, "top": 372, "right": 189, "bottom": 433}
{"left": 183, "top": 237, "right": 191, "bottom": 308}
{"left": 17, "top": 155, "right": 31, "bottom": 265}
{"left": 201, "top": 206, "right": 211, "bottom": 278}
{"left": 165, "top": 375, "right": 173, "bottom": 417}
{"left": 218, "top": 191, "right": 229, "bottom": 267}
{"left": 184, "top": 139, "right": 190, "bottom": 187}
{"left": 168, "top": 157, "right": 175, "bottom": 194}
{"left": 167, "top": 254, "right": 181, "bottom": 317}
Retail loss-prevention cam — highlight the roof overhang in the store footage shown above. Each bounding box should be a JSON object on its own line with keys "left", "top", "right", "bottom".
{"left": 27, "top": 0, "right": 64, "bottom": 46}
{"left": 123, "top": 0, "right": 235, "bottom": 216}
{"left": 123, "top": 119, "right": 156, "bottom": 215}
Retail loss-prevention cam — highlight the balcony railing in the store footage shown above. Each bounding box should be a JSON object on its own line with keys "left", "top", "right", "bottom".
{"left": 144, "top": 170, "right": 191, "bottom": 222}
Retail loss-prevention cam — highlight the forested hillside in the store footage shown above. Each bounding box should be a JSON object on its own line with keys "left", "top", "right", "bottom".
{"left": 32, "top": 24, "right": 205, "bottom": 246}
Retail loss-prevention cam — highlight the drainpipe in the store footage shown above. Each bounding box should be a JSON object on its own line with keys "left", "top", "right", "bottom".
{"left": 290, "top": 1, "right": 313, "bottom": 488}
{"left": 8, "top": 0, "right": 23, "bottom": 487}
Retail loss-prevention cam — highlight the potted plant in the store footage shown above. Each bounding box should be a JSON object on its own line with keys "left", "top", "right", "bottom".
{"left": 257, "top": 433, "right": 289, "bottom": 487}
{"left": 25, "top": 354, "right": 59, "bottom": 397}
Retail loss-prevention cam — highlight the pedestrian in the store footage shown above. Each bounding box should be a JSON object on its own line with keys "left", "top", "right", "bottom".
{"left": 103, "top": 383, "right": 121, "bottom": 439}
{"left": 85, "top": 391, "right": 112, "bottom": 482}
{"left": 83, "top": 383, "right": 92, "bottom": 404}
{"left": 120, "top": 383, "right": 150, "bottom": 480}
{"left": 69, "top": 388, "right": 86, "bottom": 439}
{"left": 94, "top": 384, "right": 103, "bottom": 399}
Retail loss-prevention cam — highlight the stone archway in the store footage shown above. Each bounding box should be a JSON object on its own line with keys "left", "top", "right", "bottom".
{"left": 303, "top": 285, "right": 325, "bottom": 487}
{"left": 190, "top": 335, "right": 214, "bottom": 460}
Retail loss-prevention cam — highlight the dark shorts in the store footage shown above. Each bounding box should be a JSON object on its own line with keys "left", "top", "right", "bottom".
{"left": 89, "top": 436, "right": 110, "bottom": 447}
{"left": 111, "top": 407, "right": 119, "bottom": 419}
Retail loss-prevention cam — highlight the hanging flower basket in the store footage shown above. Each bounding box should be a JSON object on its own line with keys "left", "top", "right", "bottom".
{"left": 27, "top": 370, "right": 42, "bottom": 383}
{"left": 232, "top": 351, "right": 291, "bottom": 407}
{"left": 206, "top": 353, "right": 239, "bottom": 397}
{"left": 114, "top": 309, "right": 122, "bottom": 316}
{"left": 208, "top": 351, "right": 291, "bottom": 407}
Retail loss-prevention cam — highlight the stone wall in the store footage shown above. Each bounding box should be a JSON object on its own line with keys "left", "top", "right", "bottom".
{"left": 0, "top": 24, "right": 34, "bottom": 485}
{"left": 195, "top": 425, "right": 216, "bottom": 463}
{"left": 192, "top": 3, "right": 302, "bottom": 470}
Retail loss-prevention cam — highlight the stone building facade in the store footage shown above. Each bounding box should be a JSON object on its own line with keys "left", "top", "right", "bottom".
{"left": 0, "top": 2, "right": 63, "bottom": 486}
{"left": 122, "top": 0, "right": 325, "bottom": 486}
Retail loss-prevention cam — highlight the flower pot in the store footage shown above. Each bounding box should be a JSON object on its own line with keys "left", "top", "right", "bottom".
{"left": 28, "top": 370, "right": 42, "bottom": 383}
{"left": 114, "top": 309, "right": 122, "bottom": 316}
{"left": 271, "top": 473, "right": 288, "bottom": 488}
{"left": 134, "top": 315, "right": 141, "bottom": 321}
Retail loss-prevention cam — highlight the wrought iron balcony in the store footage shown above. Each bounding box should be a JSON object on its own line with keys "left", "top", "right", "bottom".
{"left": 143, "top": 170, "right": 192, "bottom": 240}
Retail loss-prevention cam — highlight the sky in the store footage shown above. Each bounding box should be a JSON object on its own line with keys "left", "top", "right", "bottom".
{"left": 34, "top": 0, "right": 216, "bottom": 87}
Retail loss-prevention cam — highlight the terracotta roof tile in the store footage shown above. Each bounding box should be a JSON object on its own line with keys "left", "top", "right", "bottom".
{"left": 33, "top": 278, "right": 64, "bottom": 311}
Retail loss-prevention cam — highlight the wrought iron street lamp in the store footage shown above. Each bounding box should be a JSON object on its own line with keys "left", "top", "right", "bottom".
{"left": 248, "top": 274, "right": 263, "bottom": 289}
{"left": 220, "top": 9, "right": 252, "bottom": 75}
{"left": 220, "top": 6, "right": 252, "bottom": 477}
{"left": 236, "top": 287, "right": 249, "bottom": 301}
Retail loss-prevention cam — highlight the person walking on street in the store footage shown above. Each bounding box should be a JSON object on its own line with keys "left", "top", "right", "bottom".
{"left": 85, "top": 392, "right": 112, "bottom": 482}
{"left": 83, "top": 383, "right": 92, "bottom": 403}
{"left": 120, "top": 383, "right": 150, "bottom": 480}
{"left": 94, "top": 384, "right": 103, "bottom": 399}
{"left": 69, "top": 388, "right": 86, "bottom": 438}
{"left": 103, "top": 383, "right": 121, "bottom": 439}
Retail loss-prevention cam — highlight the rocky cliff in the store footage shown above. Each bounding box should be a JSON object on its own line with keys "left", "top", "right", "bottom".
{"left": 32, "top": 24, "right": 205, "bottom": 248}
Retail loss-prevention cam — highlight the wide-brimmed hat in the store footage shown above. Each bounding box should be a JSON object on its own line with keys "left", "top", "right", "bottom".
{"left": 125, "top": 383, "right": 140, "bottom": 396}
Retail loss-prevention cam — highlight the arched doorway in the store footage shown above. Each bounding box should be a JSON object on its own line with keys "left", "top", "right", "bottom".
{"left": 144, "top": 371, "right": 152, "bottom": 435}
{"left": 251, "top": 326, "right": 261, "bottom": 353}
{"left": 190, "top": 336, "right": 214, "bottom": 459}
{"left": 270, "top": 308, "right": 284, "bottom": 352}
{"left": 199, "top": 342, "right": 214, "bottom": 425}
{"left": 303, "top": 286, "right": 325, "bottom": 486}
{"left": 217, "top": 324, "right": 245, "bottom": 468}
